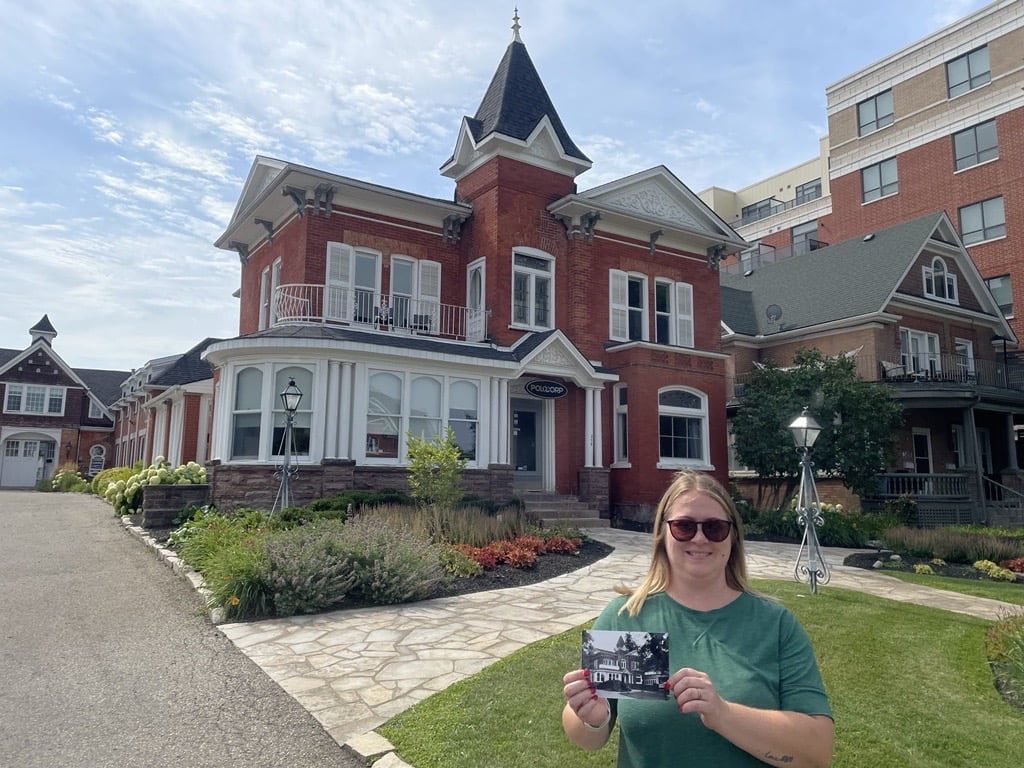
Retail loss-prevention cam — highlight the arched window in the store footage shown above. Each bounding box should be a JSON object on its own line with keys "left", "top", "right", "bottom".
{"left": 272, "top": 366, "right": 313, "bottom": 456}
{"left": 232, "top": 367, "right": 263, "bottom": 459}
{"left": 658, "top": 388, "right": 709, "bottom": 467}
{"left": 923, "top": 257, "right": 958, "bottom": 303}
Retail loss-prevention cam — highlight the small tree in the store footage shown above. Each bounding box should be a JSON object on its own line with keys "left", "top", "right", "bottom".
{"left": 732, "top": 348, "right": 903, "bottom": 508}
{"left": 406, "top": 427, "right": 467, "bottom": 509}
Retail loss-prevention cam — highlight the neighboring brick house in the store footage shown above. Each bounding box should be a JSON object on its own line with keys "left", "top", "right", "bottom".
{"left": 704, "top": 3, "right": 1024, "bottom": 350}
{"left": 0, "top": 316, "right": 128, "bottom": 487}
{"left": 201, "top": 24, "right": 746, "bottom": 524}
{"left": 111, "top": 337, "right": 219, "bottom": 469}
{"left": 722, "top": 212, "right": 1024, "bottom": 526}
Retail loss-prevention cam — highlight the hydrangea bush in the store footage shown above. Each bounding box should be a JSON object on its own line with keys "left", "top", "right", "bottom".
{"left": 104, "top": 456, "right": 207, "bottom": 516}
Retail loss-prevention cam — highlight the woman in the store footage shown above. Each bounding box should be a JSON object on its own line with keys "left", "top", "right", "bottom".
{"left": 562, "top": 470, "right": 834, "bottom": 767}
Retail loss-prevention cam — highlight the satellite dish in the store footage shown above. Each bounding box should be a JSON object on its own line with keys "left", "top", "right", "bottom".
{"left": 766, "top": 304, "right": 783, "bottom": 322}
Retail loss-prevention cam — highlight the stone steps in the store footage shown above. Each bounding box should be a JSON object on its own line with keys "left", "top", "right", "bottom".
{"left": 520, "top": 492, "right": 609, "bottom": 529}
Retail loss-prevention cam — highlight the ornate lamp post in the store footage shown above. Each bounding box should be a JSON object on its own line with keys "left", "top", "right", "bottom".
{"left": 788, "top": 407, "right": 831, "bottom": 594}
{"left": 273, "top": 378, "right": 303, "bottom": 515}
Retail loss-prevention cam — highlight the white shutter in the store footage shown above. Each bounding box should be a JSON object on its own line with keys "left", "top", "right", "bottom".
{"left": 325, "top": 242, "right": 353, "bottom": 321}
{"left": 417, "top": 260, "right": 442, "bottom": 333}
{"left": 609, "top": 269, "right": 629, "bottom": 340}
{"left": 675, "top": 282, "right": 694, "bottom": 348}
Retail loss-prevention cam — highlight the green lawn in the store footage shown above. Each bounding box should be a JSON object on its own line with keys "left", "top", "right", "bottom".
{"left": 378, "top": 580, "right": 1023, "bottom": 768}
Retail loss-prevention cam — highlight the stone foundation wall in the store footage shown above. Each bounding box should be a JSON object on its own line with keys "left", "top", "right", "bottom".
{"left": 578, "top": 467, "right": 610, "bottom": 515}
{"left": 206, "top": 461, "right": 517, "bottom": 512}
{"left": 138, "top": 484, "right": 212, "bottom": 529}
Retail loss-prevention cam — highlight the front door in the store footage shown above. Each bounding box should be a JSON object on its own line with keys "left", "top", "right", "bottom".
{"left": 511, "top": 397, "right": 543, "bottom": 489}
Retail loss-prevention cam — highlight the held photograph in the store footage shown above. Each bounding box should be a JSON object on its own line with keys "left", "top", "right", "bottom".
{"left": 581, "top": 629, "right": 670, "bottom": 700}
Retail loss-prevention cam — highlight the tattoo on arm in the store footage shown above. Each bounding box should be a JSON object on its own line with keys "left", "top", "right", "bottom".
{"left": 762, "top": 753, "right": 794, "bottom": 764}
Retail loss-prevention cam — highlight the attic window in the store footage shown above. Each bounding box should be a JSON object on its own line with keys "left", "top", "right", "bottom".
{"left": 923, "top": 257, "right": 958, "bottom": 305}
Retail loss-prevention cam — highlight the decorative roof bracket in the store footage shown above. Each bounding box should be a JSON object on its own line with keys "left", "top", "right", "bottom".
{"left": 229, "top": 241, "right": 250, "bottom": 265}
{"left": 254, "top": 218, "right": 274, "bottom": 242}
{"left": 580, "top": 210, "right": 601, "bottom": 241}
{"left": 314, "top": 183, "right": 336, "bottom": 217}
{"left": 649, "top": 229, "right": 663, "bottom": 255}
{"left": 282, "top": 185, "right": 308, "bottom": 217}
{"left": 553, "top": 214, "right": 575, "bottom": 239}
{"left": 706, "top": 244, "right": 726, "bottom": 271}
{"left": 442, "top": 214, "right": 468, "bottom": 244}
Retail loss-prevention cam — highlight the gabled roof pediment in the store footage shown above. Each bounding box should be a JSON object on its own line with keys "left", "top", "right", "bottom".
{"left": 512, "top": 330, "right": 616, "bottom": 386}
{"left": 549, "top": 166, "right": 747, "bottom": 253}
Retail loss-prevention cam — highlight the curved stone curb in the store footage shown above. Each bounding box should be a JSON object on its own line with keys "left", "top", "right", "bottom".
{"left": 118, "top": 516, "right": 226, "bottom": 624}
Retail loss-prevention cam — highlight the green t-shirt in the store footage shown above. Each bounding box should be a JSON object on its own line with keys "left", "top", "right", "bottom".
{"left": 593, "top": 591, "right": 832, "bottom": 768}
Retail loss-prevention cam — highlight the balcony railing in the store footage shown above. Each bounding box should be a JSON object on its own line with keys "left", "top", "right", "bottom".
{"left": 727, "top": 352, "right": 1024, "bottom": 399}
{"left": 271, "top": 284, "right": 489, "bottom": 343}
{"left": 721, "top": 239, "right": 829, "bottom": 276}
{"left": 736, "top": 188, "right": 824, "bottom": 226}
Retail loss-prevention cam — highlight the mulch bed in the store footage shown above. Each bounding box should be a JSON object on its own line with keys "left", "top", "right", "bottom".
{"left": 842, "top": 550, "right": 1024, "bottom": 583}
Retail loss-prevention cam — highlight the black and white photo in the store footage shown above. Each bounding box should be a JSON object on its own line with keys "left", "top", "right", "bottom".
{"left": 581, "top": 629, "right": 669, "bottom": 700}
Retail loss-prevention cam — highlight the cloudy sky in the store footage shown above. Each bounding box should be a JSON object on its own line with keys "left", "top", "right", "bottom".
{"left": 0, "top": 0, "right": 993, "bottom": 371}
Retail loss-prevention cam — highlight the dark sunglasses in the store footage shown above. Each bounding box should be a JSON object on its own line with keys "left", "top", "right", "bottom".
{"left": 665, "top": 518, "right": 734, "bottom": 543}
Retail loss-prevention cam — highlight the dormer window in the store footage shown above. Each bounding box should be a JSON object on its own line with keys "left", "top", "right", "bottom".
{"left": 923, "top": 257, "right": 958, "bottom": 304}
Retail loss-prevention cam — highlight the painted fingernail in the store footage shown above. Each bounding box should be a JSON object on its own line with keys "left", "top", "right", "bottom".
{"left": 589, "top": 685, "right": 597, "bottom": 695}
{"left": 663, "top": 681, "right": 671, "bottom": 689}
{"left": 582, "top": 669, "right": 590, "bottom": 679}
{"left": 591, "top": 694, "right": 599, "bottom": 701}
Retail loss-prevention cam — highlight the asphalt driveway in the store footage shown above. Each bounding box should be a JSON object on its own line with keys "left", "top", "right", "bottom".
{"left": 0, "top": 490, "right": 364, "bottom": 768}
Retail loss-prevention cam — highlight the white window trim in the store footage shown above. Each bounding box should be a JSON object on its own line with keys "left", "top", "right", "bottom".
{"left": 922, "top": 257, "right": 959, "bottom": 305}
{"left": 612, "top": 383, "right": 629, "bottom": 467}
{"left": 3, "top": 383, "right": 66, "bottom": 416}
{"left": 362, "top": 369, "right": 481, "bottom": 467}
{"left": 228, "top": 363, "right": 318, "bottom": 463}
{"left": 511, "top": 247, "right": 554, "bottom": 332}
{"left": 900, "top": 327, "right": 941, "bottom": 377}
{"left": 656, "top": 386, "right": 712, "bottom": 470}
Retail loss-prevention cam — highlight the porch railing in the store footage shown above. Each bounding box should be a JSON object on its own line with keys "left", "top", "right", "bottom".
{"left": 727, "top": 352, "right": 1023, "bottom": 397}
{"left": 272, "top": 284, "right": 489, "bottom": 343}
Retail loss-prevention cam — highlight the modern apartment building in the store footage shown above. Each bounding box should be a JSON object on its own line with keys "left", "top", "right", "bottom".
{"left": 702, "top": 0, "right": 1024, "bottom": 348}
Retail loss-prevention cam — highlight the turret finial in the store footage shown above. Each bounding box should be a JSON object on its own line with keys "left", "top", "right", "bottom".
{"left": 512, "top": 8, "right": 522, "bottom": 42}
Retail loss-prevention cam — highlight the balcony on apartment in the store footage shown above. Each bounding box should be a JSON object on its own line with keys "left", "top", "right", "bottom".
{"left": 720, "top": 238, "right": 829, "bottom": 276}
{"left": 270, "top": 284, "right": 489, "bottom": 343}
{"left": 734, "top": 185, "right": 824, "bottom": 227}
{"left": 727, "top": 351, "right": 1024, "bottom": 403}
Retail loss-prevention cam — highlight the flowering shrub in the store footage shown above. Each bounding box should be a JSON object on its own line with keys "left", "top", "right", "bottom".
{"left": 999, "top": 558, "right": 1024, "bottom": 574}
{"left": 973, "top": 559, "right": 1018, "bottom": 582}
{"left": 502, "top": 546, "right": 537, "bottom": 568}
{"left": 261, "top": 521, "right": 358, "bottom": 616}
{"left": 882, "top": 494, "right": 919, "bottom": 526}
{"left": 104, "top": 457, "right": 207, "bottom": 516}
{"left": 541, "top": 535, "right": 582, "bottom": 555}
{"left": 439, "top": 545, "right": 484, "bottom": 578}
{"left": 913, "top": 564, "right": 935, "bottom": 575}
{"left": 51, "top": 464, "right": 90, "bottom": 493}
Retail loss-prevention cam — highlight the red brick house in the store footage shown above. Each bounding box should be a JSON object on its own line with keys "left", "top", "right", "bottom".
{"left": 110, "top": 337, "right": 219, "bottom": 470}
{"left": 201, "top": 26, "right": 745, "bottom": 524}
{"left": 0, "top": 316, "right": 128, "bottom": 487}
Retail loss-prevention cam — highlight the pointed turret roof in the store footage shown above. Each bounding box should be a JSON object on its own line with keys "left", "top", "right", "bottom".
{"left": 30, "top": 314, "right": 57, "bottom": 344}
{"left": 441, "top": 14, "right": 591, "bottom": 180}
{"left": 466, "top": 38, "right": 588, "bottom": 163}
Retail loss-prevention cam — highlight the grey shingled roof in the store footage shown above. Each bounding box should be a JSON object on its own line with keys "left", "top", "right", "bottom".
{"left": 72, "top": 369, "right": 132, "bottom": 406}
{"left": 454, "top": 40, "right": 589, "bottom": 164}
{"left": 720, "top": 212, "right": 945, "bottom": 336}
{"left": 152, "top": 338, "right": 221, "bottom": 386}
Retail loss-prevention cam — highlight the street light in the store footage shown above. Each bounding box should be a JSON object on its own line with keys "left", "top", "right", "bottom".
{"left": 273, "top": 378, "right": 303, "bottom": 514}
{"left": 788, "top": 407, "right": 831, "bottom": 594}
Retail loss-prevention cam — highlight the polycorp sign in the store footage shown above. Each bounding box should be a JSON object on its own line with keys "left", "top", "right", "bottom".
{"left": 525, "top": 379, "right": 568, "bottom": 399}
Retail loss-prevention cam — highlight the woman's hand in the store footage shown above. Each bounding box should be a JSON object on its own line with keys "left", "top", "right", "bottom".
{"left": 562, "top": 669, "right": 610, "bottom": 729}
{"left": 666, "top": 667, "right": 727, "bottom": 728}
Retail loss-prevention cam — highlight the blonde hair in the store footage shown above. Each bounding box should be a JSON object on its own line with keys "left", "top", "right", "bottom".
{"left": 618, "top": 470, "right": 750, "bottom": 616}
